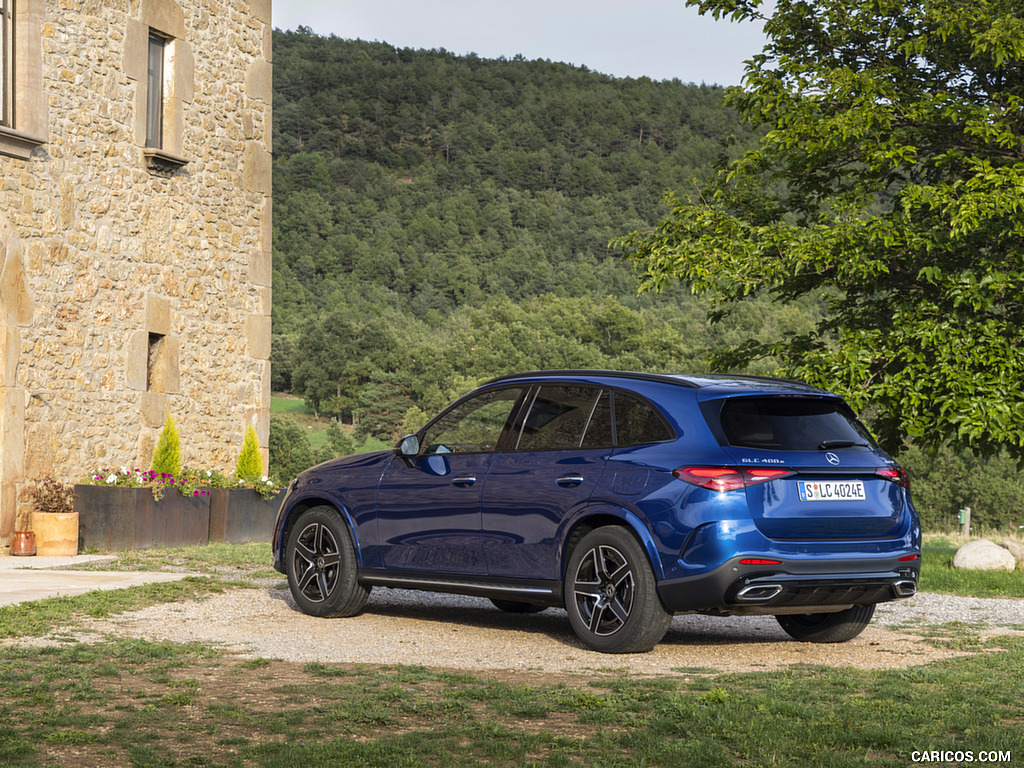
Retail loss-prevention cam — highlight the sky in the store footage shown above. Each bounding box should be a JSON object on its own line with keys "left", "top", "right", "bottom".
{"left": 271, "top": 0, "right": 769, "bottom": 87}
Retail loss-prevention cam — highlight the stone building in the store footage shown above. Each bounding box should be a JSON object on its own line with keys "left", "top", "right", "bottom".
{"left": 0, "top": 0, "right": 273, "bottom": 548}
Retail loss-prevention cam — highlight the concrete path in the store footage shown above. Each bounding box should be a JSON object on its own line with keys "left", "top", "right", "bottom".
{"left": 0, "top": 555, "right": 191, "bottom": 607}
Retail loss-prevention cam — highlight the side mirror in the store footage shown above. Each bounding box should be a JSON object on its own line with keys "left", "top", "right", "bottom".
{"left": 396, "top": 434, "right": 420, "bottom": 457}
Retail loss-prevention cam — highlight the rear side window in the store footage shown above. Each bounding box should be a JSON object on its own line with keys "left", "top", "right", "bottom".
{"left": 717, "top": 397, "right": 875, "bottom": 451}
{"left": 614, "top": 391, "right": 675, "bottom": 446}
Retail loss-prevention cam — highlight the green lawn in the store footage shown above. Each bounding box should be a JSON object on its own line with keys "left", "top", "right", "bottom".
{"left": 1, "top": 542, "right": 1020, "bottom": 766}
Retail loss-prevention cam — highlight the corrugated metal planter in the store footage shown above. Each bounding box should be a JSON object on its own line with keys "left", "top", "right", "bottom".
{"left": 208, "top": 489, "right": 283, "bottom": 544}
{"left": 76, "top": 486, "right": 210, "bottom": 552}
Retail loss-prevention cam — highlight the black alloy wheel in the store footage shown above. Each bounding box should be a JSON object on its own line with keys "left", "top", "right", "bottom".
{"left": 286, "top": 506, "right": 370, "bottom": 618}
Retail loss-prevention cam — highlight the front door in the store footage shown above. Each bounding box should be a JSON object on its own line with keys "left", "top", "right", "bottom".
{"left": 376, "top": 385, "right": 526, "bottom": 575}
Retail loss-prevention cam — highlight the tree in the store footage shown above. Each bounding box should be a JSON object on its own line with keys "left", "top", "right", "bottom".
{"left": 617, "top": 0, "right": 1024, "bottom": 457}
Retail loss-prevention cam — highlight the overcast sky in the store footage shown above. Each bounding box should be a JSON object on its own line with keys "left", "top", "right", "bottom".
{"left": 272, "top": 0, "right": 769, "bottom": 87}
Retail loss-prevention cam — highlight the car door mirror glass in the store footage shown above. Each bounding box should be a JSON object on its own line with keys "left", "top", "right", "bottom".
{"left": 397, "top": 434, "right": 420, "bottom": 457}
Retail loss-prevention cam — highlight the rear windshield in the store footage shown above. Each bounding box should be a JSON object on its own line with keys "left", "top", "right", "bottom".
{"left": 713, "top": 397, "right": 875, "bottom": 452}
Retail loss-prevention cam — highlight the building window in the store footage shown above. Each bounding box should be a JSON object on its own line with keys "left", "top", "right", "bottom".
{"left": 145, "top": 31, "right": 165, "bottom": 149}
{"left": 147, "top": 332, "right": 166, "bottom": 392}
{"left": 0, "top": 0, "right": 12, "bottom": 128}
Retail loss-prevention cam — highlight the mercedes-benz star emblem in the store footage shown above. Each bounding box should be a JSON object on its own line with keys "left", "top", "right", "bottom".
{"left": 825, "top": 452, "right": 841, "bottom": 466}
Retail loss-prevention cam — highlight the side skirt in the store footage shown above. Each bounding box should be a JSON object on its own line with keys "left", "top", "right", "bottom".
{"left": 358, "top": 570, "right": 564, "bottom": 607}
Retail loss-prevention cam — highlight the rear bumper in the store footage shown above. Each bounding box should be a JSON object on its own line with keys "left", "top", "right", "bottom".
{"left": 656, "top": 554, "right": 920, "bottom": 615}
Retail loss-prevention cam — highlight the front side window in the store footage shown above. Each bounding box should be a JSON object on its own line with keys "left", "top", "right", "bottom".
{"left": 145, "top": 31, "right": 165, "bottom": 148}
{"left": 1, "top": 0, "right": 12, "bottom": 127}
{"left": 420, "top": 388, "right": 524, "bottom": 455}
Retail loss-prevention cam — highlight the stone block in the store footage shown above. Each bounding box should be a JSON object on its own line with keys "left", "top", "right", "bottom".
{"left": 146, "top": 293, "right": 171, "bottom": 335}
{"left": 243, "top": 141, "right": 272, "bottom": 195}
{"left": 126, "top": 330, "right": 149, "bottom": 391}
{"left": 245, "top": 313, "right": 271, "bottom": 360}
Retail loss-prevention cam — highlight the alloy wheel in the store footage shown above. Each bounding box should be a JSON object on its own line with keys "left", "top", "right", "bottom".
{"left": 571, "top": 544, "right": 635, "bottom": 636}
{"left": 291, "top": 521, "right": 342, "bottom": 603}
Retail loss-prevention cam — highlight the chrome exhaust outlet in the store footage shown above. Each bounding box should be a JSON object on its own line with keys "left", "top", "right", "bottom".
{"left": 892, "top": 579, "right": 917, "bottom": 597}
{"left": 735, "top": 583, "right": 784, "bottom": 602}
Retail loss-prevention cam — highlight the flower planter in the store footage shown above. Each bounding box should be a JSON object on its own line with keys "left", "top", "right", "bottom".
{"left": 208, "top": 488, "right": 283, "bottom": 544}
{"left": 75, "top": 485, "right": 210, "bottom": 552}
{"left": 32, "top": 512, "right": 80, "bottom": 556}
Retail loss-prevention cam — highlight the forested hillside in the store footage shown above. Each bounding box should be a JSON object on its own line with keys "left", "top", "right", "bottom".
{"left": 268, "top": 30, "right": 1023, "bottom": 530}
{"left": 270, "top": 31, "right": 820, "bottom": 429}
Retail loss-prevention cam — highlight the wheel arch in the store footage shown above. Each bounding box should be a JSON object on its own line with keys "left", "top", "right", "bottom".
{"left": 275, "top": 494, "right": 362, "bottom": 566}
{"left": 559, "top": 506, "right": 665, "bottom": 582}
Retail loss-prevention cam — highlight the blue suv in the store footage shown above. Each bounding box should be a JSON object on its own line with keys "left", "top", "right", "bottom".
{"left": 272, "top": 371, "right": 921, "bottom": 653}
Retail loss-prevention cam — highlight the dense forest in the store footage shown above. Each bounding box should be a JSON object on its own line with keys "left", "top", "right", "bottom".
{"left": 268, "top": 30, "right": 1023, "bottom": 530}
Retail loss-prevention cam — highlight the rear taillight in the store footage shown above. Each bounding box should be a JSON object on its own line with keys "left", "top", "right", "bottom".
{"left": 673, "top": 466, "right": 795, "bottom": 492}
{"left": 876, "top": 467, "right": 910, "bottom": 488}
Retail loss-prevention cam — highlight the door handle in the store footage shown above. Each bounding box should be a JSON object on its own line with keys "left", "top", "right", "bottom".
{"left": 451, "top": 476, "right": 477, "bottom": 486}
{"left": 556, "top": 475, "right": 585, "bottom": 487}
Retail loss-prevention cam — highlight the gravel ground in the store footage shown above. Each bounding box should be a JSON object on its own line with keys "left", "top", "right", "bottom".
{"left": 74, "top": 586, "right": 1024, "bottom": 677}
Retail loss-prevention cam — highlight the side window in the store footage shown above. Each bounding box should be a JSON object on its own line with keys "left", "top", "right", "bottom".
{"left": 581, "top": 390, "right": 613, "bottom": 449}
{"left": 421, "top": 387, "right": 523, "bottom": 455}
{"left": 614, "top": 391, "right": 674, "bottom": 446}
{"left": 516, "top": 386, "right": 602, "bottom": 451}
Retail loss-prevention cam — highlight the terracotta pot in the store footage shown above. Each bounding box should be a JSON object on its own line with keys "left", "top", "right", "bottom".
{"left": 32, "top": 512, "right": 79, "bottom": 556}
{"left": 10, "top": 531, "right": 36, "bottom": 556}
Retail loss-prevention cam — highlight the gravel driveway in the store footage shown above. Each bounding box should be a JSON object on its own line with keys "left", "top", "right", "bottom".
{"left": 81, "top": 587, "right": 1024, "bottom": 677}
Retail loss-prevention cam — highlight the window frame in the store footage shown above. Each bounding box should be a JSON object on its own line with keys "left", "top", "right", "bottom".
{"left": 1, "top": 0, "right": 12, "bottom": 128}
{"left": 145, "top": 30, "right": 167, "bottom": 149}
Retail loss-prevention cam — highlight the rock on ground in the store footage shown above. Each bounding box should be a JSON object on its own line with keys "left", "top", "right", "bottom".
{"left": 953, "top": 539, "right": 1017, "bottom": 571}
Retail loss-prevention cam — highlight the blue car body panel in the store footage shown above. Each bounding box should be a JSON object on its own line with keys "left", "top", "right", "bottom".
{"left": 272, "top": 370, "right": 921, "bottom": 616}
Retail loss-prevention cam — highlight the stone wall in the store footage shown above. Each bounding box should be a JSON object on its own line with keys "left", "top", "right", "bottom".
{"left": 0, "top": 0, "right": 273, "bottom": 545}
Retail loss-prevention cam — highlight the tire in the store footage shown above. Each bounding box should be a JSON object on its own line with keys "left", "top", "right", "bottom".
{"left": 564, "top": 527, "right": 672, "bottom": 654}
{"left": 775, "top": 604, "right": 876, "bottom": 643}
{"left": 286, "top": 506, "right": 370, "bottom": 618}
{"left": 490, "top": 599, "right": 547, "bottom": 614}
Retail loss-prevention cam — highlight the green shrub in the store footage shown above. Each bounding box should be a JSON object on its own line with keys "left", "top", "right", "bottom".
{"left": 235, "top": 425, "right": 264, "bottom": 479}
{"left": 150, "top": 414, "right": 182, "bottom": 477}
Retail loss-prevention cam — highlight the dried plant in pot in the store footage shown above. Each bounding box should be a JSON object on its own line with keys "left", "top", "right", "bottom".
{"left": 28, "top": 477, "right": 79, "bottom": 557}
{"left": 10, "top": 504, "right": 36, "bottom": 556}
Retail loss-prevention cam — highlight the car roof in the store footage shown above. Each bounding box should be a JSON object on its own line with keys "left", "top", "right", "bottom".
{"left": 484, "top": 369, "right": 829, "bottom": 396}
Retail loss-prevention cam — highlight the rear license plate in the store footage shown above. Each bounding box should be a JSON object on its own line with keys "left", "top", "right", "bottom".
{"left": 797, "top": 480, "right": 866, "bottom": 502}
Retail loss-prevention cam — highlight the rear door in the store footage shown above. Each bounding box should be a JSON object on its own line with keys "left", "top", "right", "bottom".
{"left": 481, "top": 385, "right": 612, "bottom": 580}
{"left": 704, "top": 395, "right": 908, "bottom": 539}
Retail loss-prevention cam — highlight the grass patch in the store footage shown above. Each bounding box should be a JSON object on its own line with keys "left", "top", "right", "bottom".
{"left": 919, "top": 538, "right": 1024, "bottom": 598}
{"left": 0, "top": 578, "right": 241, "bottom": 640}
{"left": 0, "top": 638, "right": 1021, "bottom": 767}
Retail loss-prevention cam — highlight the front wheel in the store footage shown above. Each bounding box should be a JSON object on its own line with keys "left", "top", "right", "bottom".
{"left": 286, "top": 506, "right": 370, "bottom": 618}
{"left": 775, "top": 604, "right": 875, "bottom": 643}
{"left": 564, "top": 527, "right": 671, "bottom": 654}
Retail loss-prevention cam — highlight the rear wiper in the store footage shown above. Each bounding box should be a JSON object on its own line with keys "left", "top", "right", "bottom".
{"left": 817, "top": 440, "right": 871, "bottom": 450}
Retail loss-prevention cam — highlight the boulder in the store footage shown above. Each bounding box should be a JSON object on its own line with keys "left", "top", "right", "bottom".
{"left": 997, "top": 539, "right": 1024, "bottom": 567}
{"left": 953, "top": 539, "right": 1017, "bottom": 571}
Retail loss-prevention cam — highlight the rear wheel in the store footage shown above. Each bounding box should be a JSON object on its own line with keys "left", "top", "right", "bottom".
{"left": 286, "top": 506, "right": 370, "bottom": 618}
{"left": 564, "top": 527, "right": 671, "bottom": 653}
{"left": 775, "top": 604, "right": 875, "bottom": 643}
{"left": 490, "top": 599, "right": 547, "bottom": 614}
